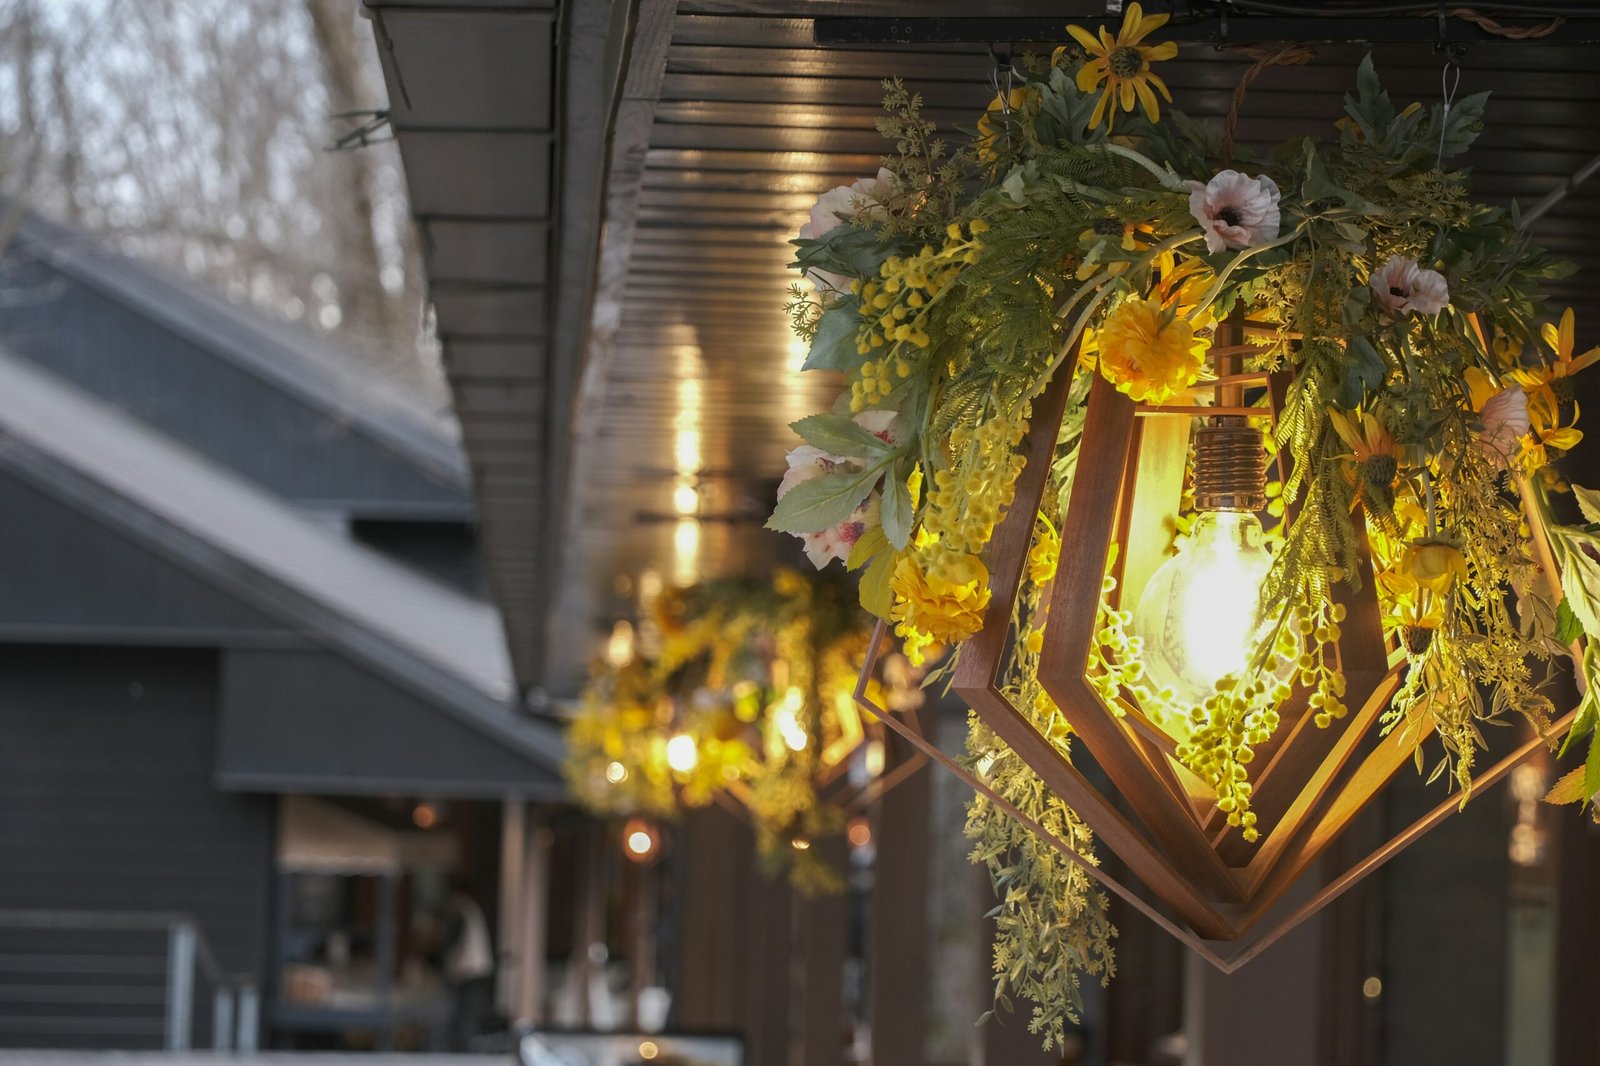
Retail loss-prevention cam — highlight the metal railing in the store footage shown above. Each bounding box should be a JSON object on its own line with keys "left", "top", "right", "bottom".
{"left": 0, "top": 909, "right": 259, "bottom": 1051}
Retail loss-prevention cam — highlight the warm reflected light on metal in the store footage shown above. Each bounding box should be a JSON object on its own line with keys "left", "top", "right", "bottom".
{"left": 1362, "top": 976, "right": 1383, "bottom": 1000}
{"left": 674, "top": 428, "right": 702, "bottom": 473}
{"left": 790, "top": 836, "right": 811, "bottom": 851}
{"left": 673, "top": 478, "right": 700, "bottom": 516}
{"left": 787, "top": 334, "right": 810, "bottom": 372}
{"left": 672, "top": 518, "right": 700, "bottom": 585}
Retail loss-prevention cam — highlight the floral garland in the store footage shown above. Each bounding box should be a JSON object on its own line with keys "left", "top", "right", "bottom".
{"left": 769, "top": 3, "right": 1597, "bottom": 1044}
{"left": 565, "top": 570, "right": 915, "bottom": 894}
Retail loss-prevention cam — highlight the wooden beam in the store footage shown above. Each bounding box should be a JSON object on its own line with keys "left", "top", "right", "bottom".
{"left": 868, "top": 766, "right": 930, "bottom": 1066}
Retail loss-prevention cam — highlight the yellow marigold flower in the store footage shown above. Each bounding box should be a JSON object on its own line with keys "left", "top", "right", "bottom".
{"left": 1067, "top": 3, "right": 1178, "bottom": 131}
{"left": 890, "top": 548, "right": 992, "bottom": 648}
{"left": 1398, "top": 540, "right": 1468, "bottom": 596}
{"left": 1094, "top": 296, "right": 1207, "bottom": 404}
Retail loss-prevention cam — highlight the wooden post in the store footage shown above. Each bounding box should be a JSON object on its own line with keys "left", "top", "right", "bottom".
{"left": 499, "top": 799, "right": 526, "bottom": 1016}
{"left": 1181, "top": 876, "right": 1325, "bottom": 1066}
{"left": 675, "top": 805, "right": 753, "bottom": 1030}
{"left": 799, "top": 836, "right": 849, "bottom": 1066}
{"left": 867, "top": 759, "right": 931, "bottom": 1066}
{"left": 512, "top": 809, "right": 552, "bottom": 1028}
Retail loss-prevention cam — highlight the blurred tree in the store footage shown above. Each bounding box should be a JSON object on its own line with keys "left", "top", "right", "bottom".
{"left": 0, "top": 0, "right": 441, "bottom": 394}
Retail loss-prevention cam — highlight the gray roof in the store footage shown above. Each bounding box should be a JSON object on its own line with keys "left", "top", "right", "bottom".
{"left": 7, "top": 212, "right": 470, "bottom": 494}
{"left": 0, "top": 345, "right": 561, "bottom": 770}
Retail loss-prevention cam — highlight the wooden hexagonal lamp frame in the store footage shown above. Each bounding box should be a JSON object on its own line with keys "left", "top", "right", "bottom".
{"left": 855, "top": 331, "right": 1578, "bottom": 972}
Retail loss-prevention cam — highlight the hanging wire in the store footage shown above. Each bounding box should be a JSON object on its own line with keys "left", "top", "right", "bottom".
{"left": 987, "top": 43, "right": 1017, "bottom": 113}
{"left": 1435, "top": 51, "right": 1462, "bottom": 166}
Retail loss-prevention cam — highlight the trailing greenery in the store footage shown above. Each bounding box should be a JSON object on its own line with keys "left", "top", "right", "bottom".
{"left": 769, "top": 3, "right": 1600, "bottom": 1042}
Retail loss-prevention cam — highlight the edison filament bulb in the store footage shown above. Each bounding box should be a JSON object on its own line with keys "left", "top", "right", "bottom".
{"left": 1133, "top": 510, "right": 1274, "bottom": 705}
{"left": 1133, "top": 417, "right": 1273, "bottom": 706}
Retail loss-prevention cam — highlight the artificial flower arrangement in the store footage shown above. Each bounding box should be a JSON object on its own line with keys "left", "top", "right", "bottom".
{"left": 565, "top": 569, "right": 921, "bottom": 893}
{"left": 770, "top": 3, "right": 1598, "bottom": 1044}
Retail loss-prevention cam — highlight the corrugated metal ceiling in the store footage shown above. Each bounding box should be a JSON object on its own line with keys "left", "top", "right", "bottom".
{"left": 372, "top": 1, "right": 1600, "bottom": 699}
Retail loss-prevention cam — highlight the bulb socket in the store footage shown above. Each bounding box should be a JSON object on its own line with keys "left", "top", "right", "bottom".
{"left": 1193, "top": 419, "right": 1266, "bottom": 512}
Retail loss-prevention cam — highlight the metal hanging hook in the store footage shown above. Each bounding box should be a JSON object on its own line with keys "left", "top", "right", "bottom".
{"left": 1437, "top": 52, "right": 1462, "bottom": 166}
{"left": 987, "top": 43, "right": 1017, "bottom": 112}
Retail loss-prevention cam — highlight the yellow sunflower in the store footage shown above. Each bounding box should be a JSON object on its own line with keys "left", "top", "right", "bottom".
{"left": 1067, "top": 3, "right": 1179, "bottom": 131}
{"left": 1075, "top": 218, "right": 1153, "bottom": 280}
{"left": 1521, "top": 390, "right": 1582, "bottom": 471}
{"left": 1510, "top": 307, "right": 1600, "bottom": 403}
{"left": 1094, "top": 296, "right": 1208, "bottom": 404}
{"left": 1398, "top": 540, "right": 1468, "bottom": 596}
{"left": 1328, "top": 407, "right": 1400, "bottom": 508}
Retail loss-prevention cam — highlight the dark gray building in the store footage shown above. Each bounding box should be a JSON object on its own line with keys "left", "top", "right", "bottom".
{"left": 0, "top": 215, "right": 565, "bottom": 1049}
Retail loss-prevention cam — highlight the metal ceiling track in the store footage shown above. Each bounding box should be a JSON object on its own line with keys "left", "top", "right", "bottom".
{"left": 813, "top": 12, "right": 1600, "bottom": 47}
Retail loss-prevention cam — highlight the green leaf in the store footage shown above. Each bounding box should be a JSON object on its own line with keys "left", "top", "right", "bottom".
{"left": 1556, "top": 599, "right": 1585, "bottom": 645}
{"left": 791, "top": 412, "right": 894, "bottom": 458}
{"left": 1585, "top": 728, "right": 1600, "bottom": 809}
{"left": 1553, "top": 528, "right": 1600, "bottom": 640}
{"left": 1342, "top": 54, "right": 1394, "bottom": 143}
{"left": 804, "top": 306, "right": 863, "bottom": 372}
{"left": 1432, "top": 90, "right": 1489, "bottom": 160}
{"left": 766, "top": 465, "right": 880, "bottom": 535}
{"left": 1574, "top": 484, "right": 1600, "bottom": 527}
{"left": 1548, "top": 765, "right": 1587, "bottom": 806}
{"left": 1560, "top": 644, "right": 1600, "bottom": 758}
{"left": 1336, "top": 333, "right": 1386, "bottom": 409}
{"left": 1302, "top": 142, "right": 1377, "bottom": 215}
{"left": 791, "top": 224, "right": 894, "bottom": 282}
{"left": 846, "top": 524, "right": 888, "bottom": 572}
{"left": 859, "top": 547, "right": 896, "bottom": 618}
{"left": 881, "top": 465, "right": 914, "bottom": 550}
{"left": 1545, "top": 765, "right": 1590, "bottom": 805}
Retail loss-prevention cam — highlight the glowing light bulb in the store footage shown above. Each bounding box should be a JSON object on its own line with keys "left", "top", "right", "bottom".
{"left": 605, "top": 620, "right": 635, "bottom": 668}
{"left": 622, "top": 817, "right": 661, "bottom": 864}
{"left": 605, "top": 760, "right": 628, "bottom": 784}
{"left": 770, "top": 688, "right": 808, "bottom": 753}
{"left": 665, "top": 733, "right": 699, "bottom": 774}
{"left": 863, "top": 739, "right": 886, "bottom": 778}
{"left": 1133, "top": 510, "right": 1274, "bottom": 705}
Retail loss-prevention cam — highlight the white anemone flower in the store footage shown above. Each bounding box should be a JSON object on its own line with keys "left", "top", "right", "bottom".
{"left": 1370, "top": 254, "right": 1450, "bottom": 315}
{"left": 1185, "top": 170, "right": 1281, "bottom": 254}
{"left": 797, "top": 169, "right": 895, "bottom": 296}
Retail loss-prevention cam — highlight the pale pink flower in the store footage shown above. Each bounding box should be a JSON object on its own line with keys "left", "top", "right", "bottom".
{"left": 776, "top": 411, "right": 899, "bottom": 569}
{"left": 797, "top": 169, "right": 895, "bottom": 295}
{"left": 1476, "top": 384, "right": 1530, "bottom": 463}
{"left": 1370, "top": 255, "right": 1449, "bottom": 315}
{"left": 1185, "top": 170, "right": 1281, "bottom": 254}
